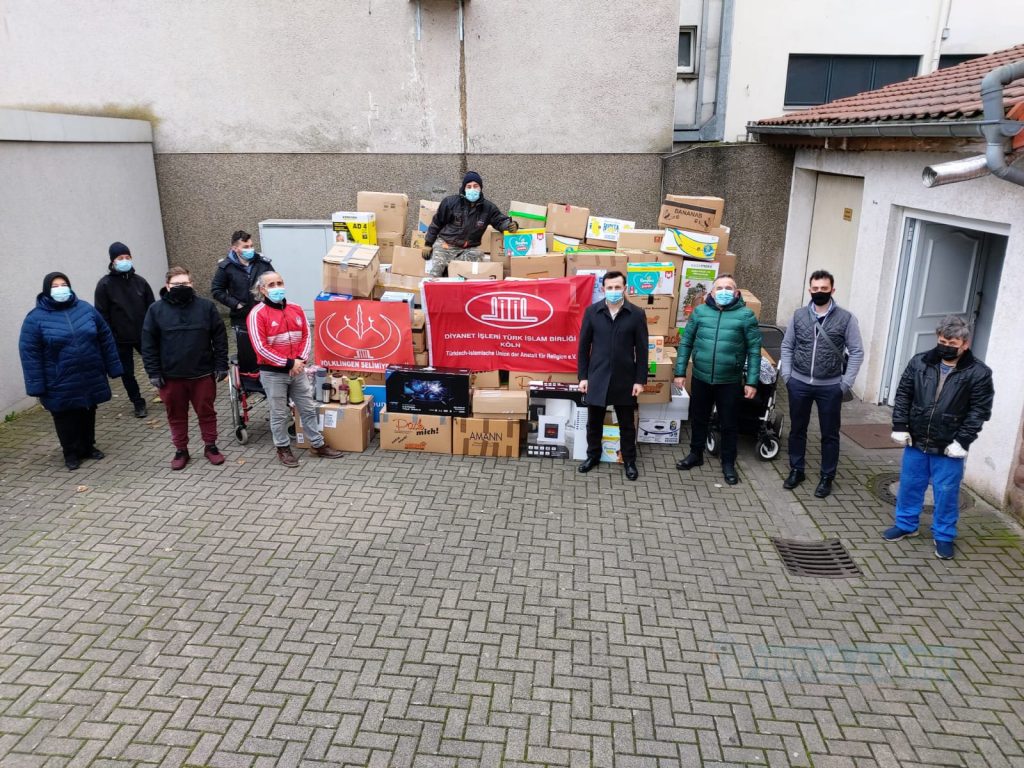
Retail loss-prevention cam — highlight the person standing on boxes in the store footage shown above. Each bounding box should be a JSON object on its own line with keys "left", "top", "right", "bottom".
{"left": 94, "top": 241, "right": 155, "bottom": 419}
{"left": 779, "top": 269, "right": 864, "bottom": 499}
{"left": 672, "top": 274, "right": 761, "bottom": 486}
{"left": 211, "top": 230, "right": 275, "bottom": 377}
{"left": 247, "top": 272, "right": 344, "bottom": 467}
{"left": 422, "top": 171, "right": 518, "bottom": 278}
{"left": 577, "top": 271, "right": 648, "bottom": 481}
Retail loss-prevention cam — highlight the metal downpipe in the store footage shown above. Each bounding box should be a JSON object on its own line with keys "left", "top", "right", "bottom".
{"left": 980, "top": 60, "right": 1024, "bottom": 187}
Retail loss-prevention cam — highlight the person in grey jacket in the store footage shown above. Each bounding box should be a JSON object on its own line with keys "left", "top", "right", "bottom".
{"left": 779, "top": 270, "right": 864, "bottom": 498}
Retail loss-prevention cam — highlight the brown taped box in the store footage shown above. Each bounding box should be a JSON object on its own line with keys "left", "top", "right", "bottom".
{"left": 649, "top": 347, "right": 678, "bottom": 383}
{"left": 374, "top": 272, "right": 424, "bottom": 301}
{"left": 453, "top": 417, "right": 521, "bottom": 457}
{"left": 617, "top": 229, "right": 665, "bottom": 252}
{"left": 657, "top": 195, "right": 725, "bottom": 232}
{"left": 472, "top": 389, "right": 528, "bottom": 420}
{"left": 740, "top": 288, "right": 762, "bottom": 320}
{"left": 392, "top": 245, "right": 427, "bottom": 277}
{"left": 545, "top": 203, "right": 590, "bottom": 239}
{"left": 412, "top": 310, "right": 426, "bottom": 354}
{"left": 378, "top": 409, "right": 452, "bottom": 454}
{"left": 447, "top": 261, "right": 503, "bottom": 280}
{"left": 470, "top": 370, "right": 501, "bottom": 389}
{"left": 636, "top": 380, "right": 672, "bottom": 405}
{"left": 509, "top": 253, "right": 565, "bottom": 279}
{"left": 565, "top": 251, "right": 628, "bottom": 275}
{"left": 508, "top": 371, "right": 578, "bottom": 391}
{"left": 634, "top": 294, "right": 675, "bottom": 336}
{"left": 357, "top": 191, "right": 409, "bottom": 235}
{"left": 415, "top": 351, "right": 429, "bottom": 366}
{"left": 323, "top": 244, "right": 380, "bottom": 297}
{"left": 375, "top": 231, "right": 402, "bottom": 265}
{"left": 293, "top": 398, "right": 374, "bottom": 452}
{"left": 509, "top": 200, "right": 547, "bottom": 231}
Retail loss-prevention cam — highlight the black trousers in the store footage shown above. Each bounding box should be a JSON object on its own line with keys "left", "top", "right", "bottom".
{"left": 51, "top": 407, "right": 97, "bottom": 460}
{"left": 688, "top": 377, "right": 743, "bottom": 465}
{"left": 786, "top": 378, "right": 844, "bottom": 478}
{"left": 117, "top": 342, "right": 144, "bottom": 406}
{"left": 586, "top": 404, "right": 637, "bottom": 463}
{"left": 232, "top": 323, "right": 258, "bottom": 374}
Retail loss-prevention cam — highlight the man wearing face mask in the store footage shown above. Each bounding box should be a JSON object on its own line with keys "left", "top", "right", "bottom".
{"left": 672, "top": 274, "right": 761, "bottom": 485}
{"left": 211, "top": 230, "right": 275, "bottom": 376}
{"left": 577, "top": 271, "right": 648, "bottom": 481}
{"left": 422, "top": 171, "right": 518, "bottom": 278}
{"left": 94, "top": 242, "right": 155, "bottom": 419}
{"left": 779, "top": 269, "right": 864, "bottom": 498}
{"left": 142, "top": 267, "right": 229, "bottom": 470}
{"left": 883, "top": 315, "right": 993, "bottom": 560}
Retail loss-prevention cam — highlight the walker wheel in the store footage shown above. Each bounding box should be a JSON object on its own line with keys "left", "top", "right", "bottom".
{"left": 235, "top": 426, "right": 249, "bottom": 445}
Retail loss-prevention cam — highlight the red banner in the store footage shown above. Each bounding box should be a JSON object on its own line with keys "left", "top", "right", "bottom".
{"left": 314, "top": 298, "right": 414, "bottom": 371}
{"left": 422, "top": 275, "right": 595, "bottom": 372}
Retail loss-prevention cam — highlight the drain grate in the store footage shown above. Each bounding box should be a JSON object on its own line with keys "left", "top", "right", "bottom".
{"left": 772, "top": 538, "right": 862, "bottom": 578}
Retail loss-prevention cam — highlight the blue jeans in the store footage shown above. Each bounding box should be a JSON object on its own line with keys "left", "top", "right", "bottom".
{"left": 894, "top": 446, "right": 965, "bottom": 542}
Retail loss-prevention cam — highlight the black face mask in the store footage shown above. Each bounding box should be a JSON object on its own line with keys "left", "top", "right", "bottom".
{"left": 810, "top": 291, "right": 832, "bottom": 306}
{"left": 936, "top": 343, "right": 961, "bottom": 361}
{"left": 168, "top": 285, "right": 194, "bottom": 302}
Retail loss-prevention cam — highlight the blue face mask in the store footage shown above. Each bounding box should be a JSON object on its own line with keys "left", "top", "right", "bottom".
{"left": 113, "top": 259, "right": 133, "bottom": 273}
{"left": 267, "top": 287, "right": 286, "bottom": 303}
{"left": 240, "top": 248, "right": 255, "bottom": 260}
{"left": 604, "top": 289, "right": 624, "bottom": 304}
{"left": 715, "top": 289, "right": 735, "bottom": 306}
{"left": 464, "top": 188, "right": 481, "bottom": 203}
{"left": 51, "top": 286, "right": 72, "bottom": 303}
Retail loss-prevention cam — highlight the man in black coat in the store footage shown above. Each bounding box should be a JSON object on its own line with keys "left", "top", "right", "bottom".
{"left": 211, "top": 229, "right": 275, "bottom": 374}
{"left": 577, "top": 271, "right": 649, "bottom": 481}
{"left": 422, "top": 171, "right": 517, "bottom": 277}
{"left": 94, "top": 241, "right": 155, "bottom": 418}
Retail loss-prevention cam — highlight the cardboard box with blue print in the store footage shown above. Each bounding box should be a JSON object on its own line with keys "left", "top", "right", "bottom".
{"left": 293, "top": 398, "right": 375, "bottom": 452}
{"left": 626, "top": 262, "right": 676, "bottom": 296}
{"left": 379, "top": 409, "right": 452, "bottom": 454}
{"left": 638, "top": 387, "right": 690, "bottom": 444}
{"left": 585, "top": 216, "right": 635, "bottom": 249}
{"left": 504, "top": 229, "right": 546, "bottom": 257}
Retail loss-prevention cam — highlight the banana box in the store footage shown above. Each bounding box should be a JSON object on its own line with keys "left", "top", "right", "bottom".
{"left": 503, "top": 228, "right": 546, "bottom": 257}
{"left": 660, "top": 227, "right": 721, "bottom": 260}
{"left": 626, "top": 262, "right": 676, "bottom": 296}
{"left": 332, "top": 211, "right": 377, "bottom": 245}
{"left": 551, "top": 235, "right": 582, "bottom": 253}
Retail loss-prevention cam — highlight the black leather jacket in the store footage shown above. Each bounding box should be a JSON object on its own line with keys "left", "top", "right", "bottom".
{"left": 425, "top": 194, "right": 515, "bottom": 249}
{"left": 892, "top": 348, "right": 994, "bottom": 454}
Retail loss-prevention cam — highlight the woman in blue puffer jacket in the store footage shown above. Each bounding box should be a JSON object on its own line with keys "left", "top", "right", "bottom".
{"left": 18, "top": 272, "right": 123, "bottom": 470}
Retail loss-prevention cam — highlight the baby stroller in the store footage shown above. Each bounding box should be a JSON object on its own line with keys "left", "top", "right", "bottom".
{"left": 705, "top": 323, "right": 785, "bottom": 461}
{"left": 226, "top": 355, "right": 267, "bottom": 444}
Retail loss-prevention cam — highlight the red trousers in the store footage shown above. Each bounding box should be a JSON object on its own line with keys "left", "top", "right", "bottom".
{"left": 161, "top": 376, "right": 218, "bottom": 450}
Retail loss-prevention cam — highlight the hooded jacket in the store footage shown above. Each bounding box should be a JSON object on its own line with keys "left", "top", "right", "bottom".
{"left": 674, "top": 293, "right": 762, "bottom": 387}
{"left": 211, "top": 251, "right": 275, "bottom": 323}
{"left": 94, "top": 265, "right": 155, "bottom": 345}
{"left": 141, "top": 287, "right": 228, "bottom": 379}
{"left": 425, "top": 174, "right": 516, "bottom": 249}
{"left": 19, "top": 273, "right": 123, "bottom": 411}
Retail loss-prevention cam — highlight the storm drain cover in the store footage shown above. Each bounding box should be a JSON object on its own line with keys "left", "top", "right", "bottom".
{"left": 772, "top": 538, "right": 862, "bottom": 578}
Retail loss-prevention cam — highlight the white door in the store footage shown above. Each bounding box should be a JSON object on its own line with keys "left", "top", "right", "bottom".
{"left": 804, "top": 173, "right": 864, "bottom": 307}
{"left": 884, "top": 220, "right": 986, "bottom": 405}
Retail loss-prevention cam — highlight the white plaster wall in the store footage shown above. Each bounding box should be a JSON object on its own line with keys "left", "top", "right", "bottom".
{"left": 0, "top": 0, "right": 676, "bottom": 154}
{"left": 778, "top": 149, "right": 1024, "bottom": 507}
{"left": 1, "top": 141, "right": 168, "bottom": 415}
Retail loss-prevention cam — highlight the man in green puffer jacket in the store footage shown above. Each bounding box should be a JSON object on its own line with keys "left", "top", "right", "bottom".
{"left": 672, "top": 274, "right": 762, "bottom": 485}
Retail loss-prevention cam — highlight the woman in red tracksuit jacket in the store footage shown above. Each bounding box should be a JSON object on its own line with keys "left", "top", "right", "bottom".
{"left": 247, "top": 272, "right": 343, "bottom": 467}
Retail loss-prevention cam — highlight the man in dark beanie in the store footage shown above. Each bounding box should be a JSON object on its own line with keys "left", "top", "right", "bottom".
{"left": 94, "top": 241, "right": 155, "bottom": 418}
{"left": 423, "top": 171, "right": 517, "bottom": 277}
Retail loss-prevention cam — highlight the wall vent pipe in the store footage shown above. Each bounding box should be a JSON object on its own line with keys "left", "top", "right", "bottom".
{"left": 922, "top": 154, "right": 991, "bottom": 187}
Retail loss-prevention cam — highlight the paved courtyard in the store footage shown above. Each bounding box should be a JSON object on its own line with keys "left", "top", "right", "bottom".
{"left": 1, "top": 383, "right": 1023, "bottom": 768}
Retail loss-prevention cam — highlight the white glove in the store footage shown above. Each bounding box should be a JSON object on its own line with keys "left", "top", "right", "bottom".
{"left": 891, "top": 431, "right": 912, "bottom": 447}
{"left": 944, "top": 440, "right": 968, "bottom": 458}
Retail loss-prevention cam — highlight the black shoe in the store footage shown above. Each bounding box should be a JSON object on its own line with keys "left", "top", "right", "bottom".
{"left": 578, "top": 457, "right": 600, "bottom": 473}
{"left": 86, "top": 448, "right": 105, "bottom": 461}
{"left": 783, "top": 469, "right": 805, "bottom": 490}
{"left": 814, "top": 476, "right": 833, "bottom": 498}
{"left": 624, "top": 462, "right": 639, "bottom": 481}
{"left": 133, "top": 401, "right": 148, "bottom": 418}
{"left": 676, "top": 452, "right": 704, "bottom": 470}
{"left": 65, "top": 456, "right": 80, "bottom": 471}
{"left": 722, "top": 464, "right": 739, "bottom": 485}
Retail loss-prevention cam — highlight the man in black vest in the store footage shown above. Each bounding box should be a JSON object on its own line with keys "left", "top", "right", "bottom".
{"left": 577, "top": 271, "right": 649, "bottom": 481}
{"left": 779, "top": 270, "right": 864, "bottom": 498}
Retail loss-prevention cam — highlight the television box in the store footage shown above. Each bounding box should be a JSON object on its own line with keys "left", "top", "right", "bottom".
{"left": 385, "top": 365, "right": 472, "bottom": 417}
{"left": 357, "top": 191, "right": 408, "bottom": 235}
{"left": 509, "top": 201, "right": 547, "bottom": 231}
{"left": 504, "top": 229, "right": 546, "bottom": 257}
{"left": 322, "top": 244, "right": 380, "bottom": 297}
{"left": 453, "top": 417, "right": 521, "bottom": 458}
{"left": 472, "top": 389, "right": 528, "bottom": 420}
{"left": 293, "top": 398, "right": 374, "bottom": 452}
{"left": 447, "top": 261, "right": 503, "bottom": 280}
{"left": 331, "top": 211, "right": 377, "bottom": 245}
{"left": 657, "top": 195, "right": 724, "bottom": 232}
{"left": 545, "top": 203, "right": 590, "bottom": 239}
{"left": 585, "top": 216, "right": 635, "bottom": 248}
{"left": 637, "top": 387, "right": 690, "bottom": 444}
{"left": 626, "top": 262, "right": 676, "bottom": 296}
{"left": 378, "top": 409, "right": 453, "bottom": 454}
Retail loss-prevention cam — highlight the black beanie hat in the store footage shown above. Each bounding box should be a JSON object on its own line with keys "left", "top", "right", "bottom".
{"left": 109, "top": 241, "right": 131, "bottom": 261}
{"left": 461, "top": 171, "right": 483, "bottom": 193}
{"left": 43, "top": 272, "right": 71, "bottom": 294}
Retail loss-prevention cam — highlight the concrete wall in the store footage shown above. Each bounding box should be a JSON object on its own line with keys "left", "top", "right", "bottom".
{"left": 781, "top": 149, "right": 1024, "bottom": 509}
{"left": 0, "top": 110, "right": 167, "bottom": 415}
{"left": 662, "top": 143, "right": 795, "bottom": 323}
{"left": 0, "top": 0, "right": 677, "bottom": 154}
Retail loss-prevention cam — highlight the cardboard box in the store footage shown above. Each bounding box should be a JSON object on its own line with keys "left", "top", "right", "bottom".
{"left": 379, "top": 290, "right": 416, "bottom": 322}
{"left": 551, "top": 235, "right": 583, "bottom": 254}
{"left": 447, "top": 261, "right": 503, "bottom": 280}
{"left": 626, "top": 262, "right": 676, "bottom": 296}
{"left": 617, "top": 229, "right": 665, "bottom": 252}
{"left": 661, "top": 228, "right": 723, "bottom": 261}
{"left": 379, "top": 409, "right": 452, "bottom": 454}
{"left": 470, "top": 370, "right": 501, "bottom": 389}
{"left": 634, "top": 294, "right": 675, "bottom": 336}
{"left": 525, "top": 382, "right": 587, "bottom": 459}
{"left": 648, "top": 336, "right": 666, "bottom": 363}
{"left": 504, "top": 229, "right": 546, "bottom": 257}
{"left": 509, "top": 370, "right": 578, "bottom": 391}
{"left": 392, "top": 245, "right": 428, "bottom": 278}
{"left": 375, "top": 231, "right": 402, "bottom": 264}
{"left": 332, "top": 211, "right": 377, "bottom": 245}
{"left": 509, "top": 253, "right": 565, "bottom": 280}
{"left": 323, "top": 244, "right": 380, "bottom": 297}
{"left": 586, "top": 216, "right": 635, "bottom": 248}
{"left": 740, "top": 289, "right": 762, "bottom": 320}
{"left": 418, "top": 200, "right": 440, "bottom": 234}
{"left": 385, "top": 365, "right": 472, "bottom": 417}
{"left": 678, "top": 261, "right": 719, "bottom": 328}
{"left": 453, "top": 417, "right": 521, "bottom": 458}
{"left": 648, "top": 346, "right": 677, "bottom": 383}
{"left": 294, "top": 398, "right": 374, "bottom": 452}
{"left": 658, "top": 195, "right": 725, "bottom": 232}
{"left": 545, "top": 203, "right": 590, "bottom": 239}
{"left": 566, "top": 251, "right": 629, "bottom": 276}
{"left": 415, "top": 351, "right": 428, "bottom": 366}
{"left": 575, "top": 268, "right": 607, "bottom": 304}
{"left": 636, "top": 380, "right": 672, "bottom": 405}
{"left": 374, "top": 271, "right": 425, "bottom": 301}
{"left": 412, "top": 310, "right": 426, "bottom": 354}
{"left": 638, "top": 388, "right": 690, "bottom": 444}
{"left": 472, "top": 389, "right": 528, "bottom": 420}
{"left": 357, "top": 191, "right": 408, "bottom": 235}
{"left": 409, "top": 231, "right": 426, "bottom": 250}
{"left": 714, "top": 251, "right": 738, "bottom": 276}
{"left": 509, "top": 201, "right": 547, "bottom": 231}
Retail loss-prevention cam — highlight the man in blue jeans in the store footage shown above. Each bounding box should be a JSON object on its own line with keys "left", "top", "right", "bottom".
{"left": 779, "top": 270, "right": 864, "bottom": 498}
{"left": 883, "top": 315, "right": 994, "bottom": 560}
